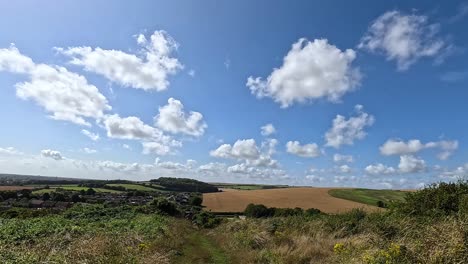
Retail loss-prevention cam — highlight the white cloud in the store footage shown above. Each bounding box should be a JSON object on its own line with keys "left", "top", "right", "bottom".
{"left": 122, "top": 144, "right": 131, "bottom": 150}
{"left": 104, "top": 114, "right": 158, "bottom": 140}
{"left": 41, "top": 149, "right": 63, "bottom": 160}
{"left": 260, "top": 123, "right": 276, "bottom": 136}
{"left": 154, "top": 98, "right": 207, "bottom": 137}
{"left": 211, "top": 139, "right": 260, "bottom": 160}
{"left": 325, "top": 105, "right": 375, "bottom": 148}
{"left": 305, "top": 175, "right": 325, "bottom": 182}
{"left": 333, "top": 154, "right": 354, "bottom": 163}
{"left": 103, "top": 114, "right": 181, "bottom": 155}
{"left": 210, "top": 139, "right": 278, "bottom": 168}
{"left": 142, "top": 141, "right": 173, "bottom": 156}
{"left": 247, "top": 38, "right": 361, "bottom": 108}
{"left": 365, "top": 163, "right": 396, "bottom": 175}
{"left": 0, "top": 45, "right": 111, "bottom": 126}
{"left": 339, "top": 164, "right": 352, "bottom": 173}
{"left": 57, "top": 30, "right": 183, "bottom": 91}
{"left": 81, "top": 129, "right": 100, "bottom": 141}
{"left": 380, "top": 139, "right": 458, "bottom": 160}
{"left": 0, "top": 147, "right": 23, "bottom": 155}
{"left": 286, "top": 141, "right": 320, "bottom": 158}
{"left": 359, "top": 10, "right": 449, "bottom": 70}
{"left": 380, "top": 139, "right": 425, "bottom": 155}
{"left": 82, "top": 148, "right": 97, "bottom": 154}
{"left": 398, "top": 155, "right": 426, "bottom": 173}
{"left": 439, "top": 164, "right": 468, "bottom": 180}
{"left": 188, "top": 69, "right": 195, "bottom": 77}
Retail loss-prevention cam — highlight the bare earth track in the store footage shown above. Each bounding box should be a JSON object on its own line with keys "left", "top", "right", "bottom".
{"left": 203, "top": 187, "right": 380, "bottom": 213}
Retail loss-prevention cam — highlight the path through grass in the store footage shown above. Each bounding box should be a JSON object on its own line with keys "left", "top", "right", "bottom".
{"left": 174, "top": 231, "right": 229, "bottom": 264}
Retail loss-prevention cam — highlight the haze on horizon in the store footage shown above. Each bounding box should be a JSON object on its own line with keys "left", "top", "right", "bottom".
{"left": 0, "top": 0, "right": 467, "bottom": 189}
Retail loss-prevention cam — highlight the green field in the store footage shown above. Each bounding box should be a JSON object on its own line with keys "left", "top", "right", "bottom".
{"left": 328, "top": 188, "right": 408, "bottom": 206}
{"left": 33, "top": 186, "right": 123, "bottom": 194}
{"left": 106, "top": 183, "right": 160, "bottom": 192}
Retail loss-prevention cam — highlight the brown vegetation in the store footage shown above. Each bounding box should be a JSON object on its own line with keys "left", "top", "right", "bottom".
{"left": 203, "top": 187, "right": 380, "bottom": 213}
{"left": 0, "top": 186, "right": 34, "bottom": 191}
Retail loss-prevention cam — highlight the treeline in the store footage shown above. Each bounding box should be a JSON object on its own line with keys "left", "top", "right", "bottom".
{"left": 150, "top": 177, "right": 219, "bottom": 193}
{"left": 244, "top": 203, "right": 322, "bottom": 218}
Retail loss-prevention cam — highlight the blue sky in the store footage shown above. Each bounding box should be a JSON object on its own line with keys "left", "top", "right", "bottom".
{"left": 0, "top": 0, "right": 467, "bottom": 188}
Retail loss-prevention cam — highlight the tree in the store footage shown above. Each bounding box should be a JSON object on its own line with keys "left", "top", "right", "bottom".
{"left": 151, "top": 197, "right": 179, "bottom": 216}
{"left": 71, "top": 193, "right": 81, "bottom": 203}
{"left": 85, "top": 188, "right": 96, "bottom": 195}
{"left": 42, "top": 192, "right": 51, "bottom": 201}
{"left": 190, "top": 196, "right": 203, "bottom": 206}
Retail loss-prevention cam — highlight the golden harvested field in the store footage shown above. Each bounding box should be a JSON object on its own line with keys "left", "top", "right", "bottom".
{"left": 0, "top": 186, "right": 34, "bottom": 191}
{"left": 203, "top": 187, "right": 380, "bottom": 214}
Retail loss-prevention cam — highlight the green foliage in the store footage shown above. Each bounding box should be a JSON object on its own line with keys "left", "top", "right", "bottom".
{"left": 392, "top": 181, "right": 468, "bottom": 216}
{"left": 193, "top": 211, "right": 221, "bottom": 228}
{"left": 328, "top": 188, "right": 407, "bottom": 207}
{"left": 189, "top": 195, "right": 203, "bottom": 206}
{"left": 150, "top": 177, "right": 219, "bottom": 193}
{"left": 244, "top": 204, "right": 322, "bottom": 218}
{"left": 150, "top": 197, "right": 180, "bottom": 216}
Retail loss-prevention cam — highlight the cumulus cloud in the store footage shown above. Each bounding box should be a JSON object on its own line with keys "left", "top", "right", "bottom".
{"left": 247, "top": 38, "right": 361, "bottom": 107}
{"left": 380, "top": 139, "right": 458, "bottom": 160}
{"left": 103, "top": 114, "right": 181, "bottom": 155}
{"left": 333, "top": 154, "right": 354, "bottom": 163}
{"left": 57, "top": 30, "right": 183, "bottom": 91}
{"left": 260, "top": 123, "right": 276, "bottom": 136}
{"left": 0, "top": 147, "right": 23, "bottom": 155}
{"left": 398, "top": 155, "right": 426, "bottom": 173}
{"left": 154, "top": 98, "right": 207, "bottom": 137}
{"left": 338, "top": 165, "right": 352, "bottom": 173}
{"left": 81, "top": 129, "right": 100, "bottom": 141}
{"left": 365, "top": 163, "right": 396, "bottom": 175}
{"left": 439, "top": 164, "right": 468, "bottom": 180}
{"left": 0, "top": 45, "right": 111, "bottom": 126}
{"left": 104, "top": 114, "right": 158, "bottom": 140}
{"left": 286, "top": 141, "right": 320, "bottom": 158}
{"left": 82, "top": 148, "right": 97, "bottom": 154}
{"left": 325, "top": 105, "right": 375, "bottom": 148}
{"left": 41, "top": 149, "right": 63, "bottom": 160}
{"left": 210, "top": 139, "right": 260, "bottom": 160}
{"left": 210, "top": 139, "right": 278, "bottom": 168}
{"left": 359, "top": 10, "right": 449, "bottom": 70}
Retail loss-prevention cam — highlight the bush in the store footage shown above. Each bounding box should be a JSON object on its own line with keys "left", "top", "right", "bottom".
{"left": 244, "top": 204, "right": 274, "bottom": 218}
{"left": 192, "top": 211, "right": 221, "bottom": 228}
{"left": 392, "top": 181, "right": 468, "bottom": 216}
{"left": 190, "top": 196, "right": 203, "bottom": 206}
{"left": 150, "top": 198, "right": 180, "bottom": 216}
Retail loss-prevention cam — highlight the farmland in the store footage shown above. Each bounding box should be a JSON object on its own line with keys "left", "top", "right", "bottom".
{"left": 106, "top": 183, "right": 159, "bottom": 192}
{"left": 203, "top": 187, "right": 381, "bottom": 213}
{"left": 32, "top": 186, "right": 123, "bottom": 195}
{"left": 0, "top": 186, "right": 34, "bottom": 191}
{"left": 213, "top": 183, "right": 288, "bottom": 191}
{"left": 328, "top": 188, "right": 408, "bottom": 206}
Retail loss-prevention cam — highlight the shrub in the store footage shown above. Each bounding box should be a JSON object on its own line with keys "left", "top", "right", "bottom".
{"left": 392, "top": 181, "right": 468, "bottom": 216}
{"left": 150, "top": 198, "right": 180, "bottom": 216}
{"left": 192, "top": 211, "right": 221, "bottom": 228}
{"left": 244, "top": 204, "right": 274, "bottom": 218}
{"left": 189, "top": 196, "right": 203, "bottom": 206}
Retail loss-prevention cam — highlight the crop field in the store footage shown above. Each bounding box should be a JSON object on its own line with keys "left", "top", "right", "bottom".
{"left": 203, "top": 187, "right": 380, "bottom": 213}
{"left": 32, "top": 186, "right": 123, "bottom": 194}
{"left": 106, "top": 183, "right": 159, "bottom": 192}
{"left": 214, "top": 183, "right": 288, "bottom": 190}
{"left": 0, "top": 186, "right": 35, "bottom": 191}
{"left": 328, "top": 188, "right": 408, "bottom": 206}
